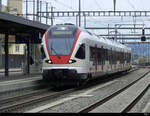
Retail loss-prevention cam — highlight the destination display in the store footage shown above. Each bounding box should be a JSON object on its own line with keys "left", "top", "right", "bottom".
{"left": 52, "top": 31, "right": 73, "bottom": 36}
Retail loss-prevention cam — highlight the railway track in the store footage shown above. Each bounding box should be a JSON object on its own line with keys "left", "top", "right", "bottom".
{"left": 0, "top": 87, "right": 53, "bottom": 105}
{"left": 0, "top": 87, "right": 75, "bottom": 113}
{"left": 0, "top": 68, "right": 139, "bottom": 113}
{"left": 78, "top": 67, "right": 138, "bottom": 90}
{"left": 79, "top": 70, "right": 150, "bottom": 113}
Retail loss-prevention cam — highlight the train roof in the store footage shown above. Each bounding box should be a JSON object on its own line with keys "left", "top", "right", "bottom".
{"left": 80, "top": 27, "right": 131, "bottom": 52}
{"left": 47, "top": 24, "right": 131, "bottom": 52}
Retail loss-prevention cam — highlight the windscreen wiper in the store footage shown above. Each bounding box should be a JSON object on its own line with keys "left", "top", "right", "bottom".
{"left": 51, "top": 46, "right": 61, "bottom": 59}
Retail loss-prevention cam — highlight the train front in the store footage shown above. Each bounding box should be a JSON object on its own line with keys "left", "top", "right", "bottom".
{"left": 41, "top": 24, "right": 87, "bottom": 86}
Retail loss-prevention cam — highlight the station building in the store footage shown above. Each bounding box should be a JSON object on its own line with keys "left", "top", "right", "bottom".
{"left": 0, "top": 0, "right": 25, "bottom": 69}
{"left": 0, "top": 0, "right": 41, "bottom": 74}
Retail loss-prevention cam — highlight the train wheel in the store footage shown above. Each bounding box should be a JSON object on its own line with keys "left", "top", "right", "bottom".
{"left": 76, "top": 74, "right": 89, "bottom": 88}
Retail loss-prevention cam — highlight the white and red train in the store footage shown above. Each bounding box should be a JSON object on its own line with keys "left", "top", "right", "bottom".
{"left": 41, "top": 24, "right": 132, "bottom": 87}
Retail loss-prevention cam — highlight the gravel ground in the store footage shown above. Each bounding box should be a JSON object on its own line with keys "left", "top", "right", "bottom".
{"left": 0, "top": 82, "right": 47, "bottom": 100}
{"left": 129, "top": 86, "right": 150, "bottom": 113}
{"left": 0, "top": 85, "right": 46, "bottom": 100}
{"left": 0, "top": 75, "right": 43, "bottom": 99}
{"left": 28, "top": 68, "right": 150, "bottom": 113}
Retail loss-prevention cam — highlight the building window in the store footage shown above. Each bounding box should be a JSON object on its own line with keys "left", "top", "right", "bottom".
{"left": 15, "top": 45, "right": 20, "bottom": 52}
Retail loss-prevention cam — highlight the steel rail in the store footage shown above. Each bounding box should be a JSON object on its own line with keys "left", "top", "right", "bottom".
{"left": 79, "top": 70, "right": 149, "bottom": 113}
{"left": 30, "top": 68, "right": 138, "bottom": 113}
{"left": 0, "top": 68, "right": 138, "bottom": 113}
{"left": 0, "top": 88, "right": 75, "bottom": 113}
{"left": 122, "top": 84, "right": 150, "bottom": 113}
{"left": 0, "top": 87, "right": 53, "bottom": 105}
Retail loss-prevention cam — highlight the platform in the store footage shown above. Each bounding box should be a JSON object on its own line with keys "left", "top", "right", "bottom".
{"left": 0, "top": 74, "right": 42, "bottom": 93}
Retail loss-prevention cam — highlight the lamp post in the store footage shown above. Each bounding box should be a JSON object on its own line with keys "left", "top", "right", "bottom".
{"left": 79, "top": 0, "right": 81, "bottom": 27}
{"left": 113, "top": 0, "right": 116, "bottom": 12}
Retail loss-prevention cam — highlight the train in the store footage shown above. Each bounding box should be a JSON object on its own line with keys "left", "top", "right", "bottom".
{"left": 40, "top": 23, "right": 132, "bottom": 87}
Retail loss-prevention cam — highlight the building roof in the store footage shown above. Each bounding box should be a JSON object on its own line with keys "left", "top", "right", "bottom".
{"left": 0, "top": 12, "right": 49, "bottom": 34}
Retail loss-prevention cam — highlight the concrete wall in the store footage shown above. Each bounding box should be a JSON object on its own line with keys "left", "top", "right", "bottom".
{"left": 1, "top": 44, "right": 25, "bottom": 55}
{"left": 1, "top": 5, "right": 8, "bottom": 13}
{"left": 7, "top": 0, "right": 22, "bottom": 15}
{"left": 7, "top": 44, "right": 25, "bottom": 55}
{"left": 0, "top": 35, "right": 25, "bottom": 55}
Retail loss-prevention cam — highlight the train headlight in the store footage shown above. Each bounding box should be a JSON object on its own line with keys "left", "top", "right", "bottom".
{"left": 68, "top": 59, "right": 76, "bottom": 64}
{"left": 45, "top": 60, "right": 52, "bottom": 64}
{"left": 48, "top": 60, "right": 52, "bottom": 64}
{"left": 68, "top": 60, "right": 73, "bottom": 64}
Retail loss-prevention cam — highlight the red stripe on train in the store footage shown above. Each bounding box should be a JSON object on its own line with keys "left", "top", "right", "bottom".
{"left": 45, "top": 31, "right": 51, "bottom": 60}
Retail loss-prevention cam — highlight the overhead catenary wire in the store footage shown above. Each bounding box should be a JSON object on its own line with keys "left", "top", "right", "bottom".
{"left": 53, "top": 0, "right": 76, "bottom": 11}
{"left": 94, "top": 0, "right": 102, "bottom": 10}
{"left": 127, "top": 0, "right": 136, "bottom": 10}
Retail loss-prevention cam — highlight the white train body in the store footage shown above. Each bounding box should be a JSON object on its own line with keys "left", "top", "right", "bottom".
{"left": 41, "top": 24, "right": 132, "bottom": 85}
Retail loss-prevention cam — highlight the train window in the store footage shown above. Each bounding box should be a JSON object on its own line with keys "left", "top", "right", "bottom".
{"left": 105, "top": 49, "right": 108, "bottom": 61}
{"left": 102, "top": 48, "right": 105, "bottom": 65}
{"left": 97, "top": 47, "right": 106, "bottom": 65}
{"left": 103, "top": 49, "right": 106, "bottom": 63}
{"left": 90, "top": 47, "right": 94, "bottom": 61}
{"left": 97, "top": 48, "right": 101, "bottom": 65}
{"left": 108, "top": 51, "right": 110, "bottom": 63}
{"left": 48, "top": 25, "right": 78, "bottom": 38}
{"left": 117, "top": 51, "right": 120, "bottom": 61}
{"left": 90, "top": 47, "right": 95, "bottom": 65}
{"left": 120, "top": 52, "right": 124, "bottom": 64}
{"left": 114, "top": 51, "right": 117, "bottom": 64}
{"left": 126, "top": 53, "right": 127, "bottom": 61}
{"left": 75, "top": 44, "right": 85, "bottom": 59}
{"left": 112, "top": 50, "right": 115, "bottom": 64}
{"left": 127, "top": 53, "right": 131, "bottom": 63}
{"left": 109, "top": 49, "right": 112, "bottom": 64}
{"left": 112, "top": 50, "right": 114, "bottom": 64}
{"left": 127, "top": 53, "right": 128, "bottom": 63}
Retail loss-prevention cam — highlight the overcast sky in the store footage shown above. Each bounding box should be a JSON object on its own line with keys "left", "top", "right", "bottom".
{"left": 51, "top": 0, "right": 150, "bottom": 11}
{"left": 2, "top": 0, "right": 150, "bottom": 35}
{"left": 2, "top": 0, "right": 150, "bottom": 11}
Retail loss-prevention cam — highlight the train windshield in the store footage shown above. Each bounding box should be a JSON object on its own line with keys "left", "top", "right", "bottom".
{"left": 47, "top": 25, "right": 78, "bottom": 56}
